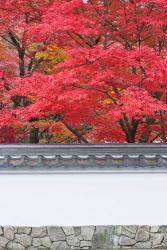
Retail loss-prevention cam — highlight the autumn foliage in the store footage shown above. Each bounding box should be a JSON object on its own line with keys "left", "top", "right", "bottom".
{"left": 0, "top": 0, "right": 167, "bottom": 143}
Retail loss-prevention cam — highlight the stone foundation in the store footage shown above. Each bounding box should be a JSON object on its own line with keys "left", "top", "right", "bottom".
{"left": 0, "top": 225, "right": 166, "bottom": 249}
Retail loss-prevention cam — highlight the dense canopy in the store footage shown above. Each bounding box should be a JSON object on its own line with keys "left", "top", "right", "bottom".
{"left": 0, "top": 0, "right": 167, "bottom": 143}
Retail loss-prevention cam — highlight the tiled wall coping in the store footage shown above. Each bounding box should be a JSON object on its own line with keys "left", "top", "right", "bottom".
{"left": 0, "top": 144, "right": 166, "bottom": 173}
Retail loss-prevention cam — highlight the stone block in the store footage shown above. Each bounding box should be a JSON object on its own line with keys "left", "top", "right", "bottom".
{"left": 4, "top": 226, "right": 15, "bottom": 240}
{"left": 31, "top": 227, "right": 47, "bottom": 237}
{"left": 15, "top": 233, "right": 32, "bottom": 247}
{"left": 81, "top": 226, "right": 95, "bottom": 240}
{"left": 7, "top": 242, "right": 25, "bottom": 250}
{"left": 32, "top": 236, "right": 51, "bottom": 248}
{"left": 73, "top": 227, "right": 81, "bottom": 236}
{"left": 47, "top": 226, "right": 66, "bottom": 241}
{"left": 119, "top": 236, "right": 136, "bottom": 246}
{"left": 159, "top": 226, "right": 167, "bottom": 233}
{"left": 17, "top": 227, "right": 31, "bottom": 234}
{"left": 123, "top": 225, "right": 138, "bottom": 234}
{"left": 113, "top": 235, "right": 119, "bottom": 246}
{"left": 77, "top": 234, "right": 83, "bottom": 240}
{"left": 0, "top": 236, "right": 9, "bottom": 247}
{"left": 42, "top": 236, "right": 52, "bottom": 248}
{"left": 150, "top": 226, "right": 159, "bottom": 233}
{"left": 50, "top": 241, "right": 69, "bottom": 249}
{"left": 92, "top": 226, "right": 114, "bottom": 249}
{"left": 62, "top": 226, "right": 75, "bottom": 236}
{"left": 162, "top": 234, "right": 167, "bottom": 245}
{"left": 121, "top": 227, "right": 136, "bottom": 239}
{"left": 135, "top": 229, "right": 150, "bottom": 242}
{"left": 33, "top": 238, "right": 42, "bottom": 247}
{"left": 134, "top": 241, "right": 151, "bottom": 248}
{"left": 27, "top": 247, "right": 38, "bottom": 250}
{"left": 139, "top": 225, "right": 150, "bottom": 232}
{"left": 151, "top": 233, "right": 163, "bottom": 246}
{"left": 80, "top": 240, "right": 92, "bottom": 247}
{"left": 114, "top": 226, "right": 122, "bottom": 235}
{"left": 70, "top": 247, "right": 81, "bottom": 250}
{"left": 66, "top": 235, "right": 80, "bottom": 246}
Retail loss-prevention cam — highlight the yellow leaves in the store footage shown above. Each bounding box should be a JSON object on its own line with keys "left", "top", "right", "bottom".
{"left": 35, "top": 44, "right": 66, "bottom": 64}
{"left": 51, "top": 122, "right": 76, "bottom": 142}
{"left": 35, "top": 44, "right": 66, "bottom": 74}
{"left": 36, "top": 51, "right": 48, "bottom": 60}
{"left": 28, "top": 120, "right": 76, "bottom": 143}
{"left": 103, "top": 98, "right": 113, "bottom": 105}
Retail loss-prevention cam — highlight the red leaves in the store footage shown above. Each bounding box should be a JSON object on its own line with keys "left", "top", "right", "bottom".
{"left": 1, "top": 0, "right": 167, "bottom": 142}
{"left": 110, "top": 87, "right": 167, "bottom": 120}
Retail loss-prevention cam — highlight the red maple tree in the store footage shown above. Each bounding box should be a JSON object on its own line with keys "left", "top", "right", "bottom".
{"left": 1, "top": 0, "right": 167, "bottom": 143}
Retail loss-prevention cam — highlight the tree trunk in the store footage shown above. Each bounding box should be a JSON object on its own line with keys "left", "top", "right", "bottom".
{"left": 120, "top": 117, "right": 139, "bottom": 143}
{"left": 29, "top": 127, "right": 39, "bottom": 143}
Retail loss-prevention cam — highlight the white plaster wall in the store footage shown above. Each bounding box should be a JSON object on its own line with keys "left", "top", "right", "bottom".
{"left": 0, "top": 173, "right": 166, "bottom": 226}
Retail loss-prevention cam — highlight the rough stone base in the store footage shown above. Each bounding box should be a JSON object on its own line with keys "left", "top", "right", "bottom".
{"left": 0, "top": 225, "right": 166, "bottom": 249}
